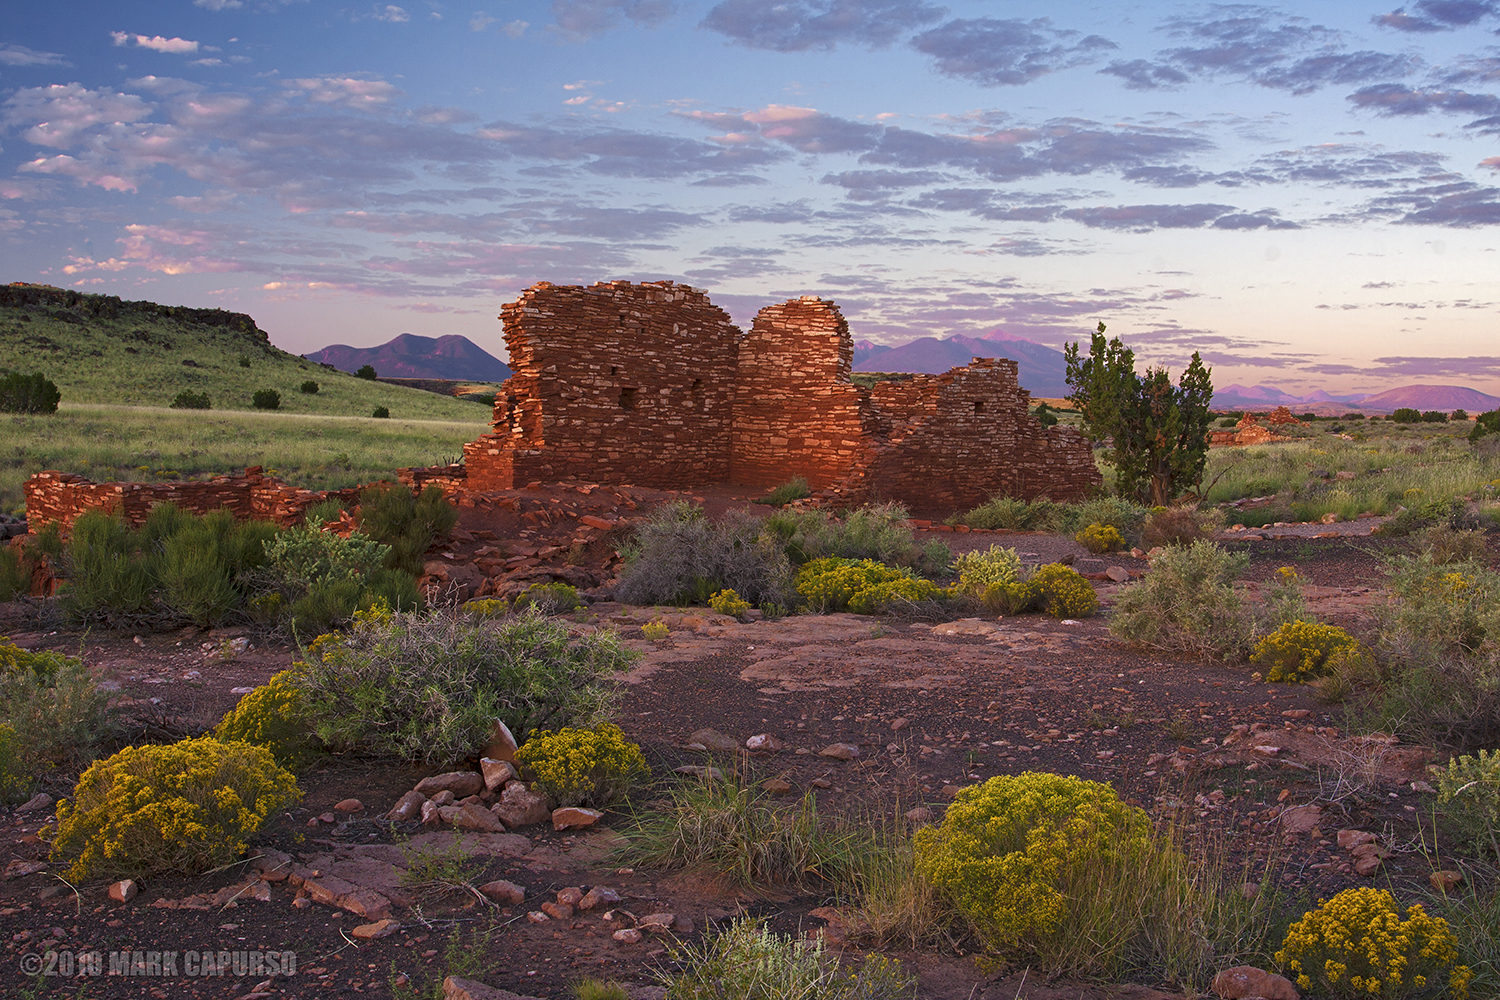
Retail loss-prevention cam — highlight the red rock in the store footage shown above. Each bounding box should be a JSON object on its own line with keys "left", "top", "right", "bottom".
{"left": 479, "top": 757, "right": 516, "bottom": 792}
{"left": 485, "top": 719, "right": 519, "bottom": 763}
{"left": 1211, "top": 965, "right": 1299, "bottom": 999}
{"left": 552, "top": 806, "right": 603, "bottom": 831}
{"left": 386, "top": 790, "right": 427, "bottom": 822}
{"left": 415, "top": 772, "right": 484, "bottom": 797}
{"left": 612, "top": 928, "right": 642, "bottom": 944}
{"left": 578, "top": 886, "right": 620, "bottom": 911}
{"left": 109, "top": 880, "right": 137, "bottom": 904}
{"left": 334, "top": 798, "right": 364, "bottom": 814}
{"left": 352, "top": 919, "right": 399, "bottom": 940}
{"left": 540, "top": 901, "right": 573, "bottom": 920}
{"left": 556, "top": 887, "right": 584, "bottom": 906}
{"left": 1430, "top": 870, "right": 1463, "bottom": 892}
{"left": 477, "top": 880, "right": 526, "bottom": 905}
{"left": 452, "top": 802, "right": 506, "bottom": 833}
{"left": 492, "top": 782, "right": 552, "bottom": 828}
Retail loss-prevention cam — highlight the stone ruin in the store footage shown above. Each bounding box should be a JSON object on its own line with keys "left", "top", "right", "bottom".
{"left": 464, "top": 281, "right": 1099, "bottom": 510}
{"left": 1209, "top": 408, "right": 1301, "bottom": 448}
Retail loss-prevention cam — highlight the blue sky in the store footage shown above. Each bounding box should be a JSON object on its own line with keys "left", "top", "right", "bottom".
{"left": 2, "top": 1, "right": 1498, "bottom": 394}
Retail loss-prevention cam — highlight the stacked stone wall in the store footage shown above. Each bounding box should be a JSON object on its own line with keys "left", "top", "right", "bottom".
{"left": 23, "top": 469, "right": 363, "bottom": 535}
{"left": 729, "top": 298, "right": 868, "bottom": 490}
{"left": 465, "top": 281, "right": 739, "bottom": 490}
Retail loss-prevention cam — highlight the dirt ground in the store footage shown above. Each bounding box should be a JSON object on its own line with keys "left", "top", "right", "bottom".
{"left": 0, "top": 505, "right": 1490, "bottom": 1000}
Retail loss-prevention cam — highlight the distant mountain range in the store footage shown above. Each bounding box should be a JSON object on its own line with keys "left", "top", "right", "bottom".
{"left": 1213, "top": 382, "right": 1500, "bottom": 414}
{"left": 854, "top": 329, "right": 1072, "bottom": 398}
{"left": 307, "top": 333, "right": 511, "bottom": 381}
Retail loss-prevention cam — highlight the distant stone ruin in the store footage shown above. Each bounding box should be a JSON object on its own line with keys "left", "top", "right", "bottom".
{"left": 464, "top": 281, "right": 1099, "bottom": 510}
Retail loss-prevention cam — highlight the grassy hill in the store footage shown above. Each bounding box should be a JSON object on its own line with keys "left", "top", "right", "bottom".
{"left": 1, "top": 283, "right": 495, "bottom": 422}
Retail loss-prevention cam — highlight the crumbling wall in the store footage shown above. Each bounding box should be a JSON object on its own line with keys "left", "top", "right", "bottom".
{"left": 23, "top": 468, "right": 359, "bottom": 535}
{"left": 466, "top": 281, "right": 739, "bottom": 490}
{"left": 729, "top": 297, "right": 868, "bottom": 490}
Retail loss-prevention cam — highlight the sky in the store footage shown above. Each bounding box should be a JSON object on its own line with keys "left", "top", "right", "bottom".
{"left": 2, "top": 1, "right": 1498, "bottom": 396}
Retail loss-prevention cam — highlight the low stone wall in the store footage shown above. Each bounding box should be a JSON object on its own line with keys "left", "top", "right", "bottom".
{"left": 22, "top": 468, "right": 363, "bottom": 535}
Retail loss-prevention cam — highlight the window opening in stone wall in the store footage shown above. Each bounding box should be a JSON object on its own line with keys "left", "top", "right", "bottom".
{"left": 610, "top": 366, "right": 618, "bottom": 376}
{"left": 973, "top": 401, "right": 985, "bottom": 414}
{"left": 619, "top": 387, "right": 637, "bottom": 410}
{"left": 690, "top": 379, "right": 703, "bottom": 410}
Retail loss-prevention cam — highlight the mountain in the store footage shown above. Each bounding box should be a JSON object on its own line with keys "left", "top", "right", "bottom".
{"left": 1355, "top": 384, "right": 1500, "bottom": 413}
{"left": 307, "top": 333, "right": 511, "bottom": 381}
{"left": 852, "top": 329, "right": 1071, "bottom": 398}
{"left": 852, "top": 339, "right": 892, "bottom": 367}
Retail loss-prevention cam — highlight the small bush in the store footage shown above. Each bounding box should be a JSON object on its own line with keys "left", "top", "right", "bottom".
{"left": 462, "top": 597, "right": 509, "bottom": 618}
{"left": 1392, "top": 407, "right": 1421, "bottom": 423}
{"left": 516, "top": 722, "right": 648, "bottom": 808}
{"left": 795, "top": 557, "right": 937, "bottom": 614}
{"left": 1142, "top": 506, "right": 1211, "bottom": 548}
{"left": 961, "top": 496, "right": 1060, "bottom": 531}
{"left": 764, "top": 502, "right": 936, "bottom": 570}
{"left": 299, "top": 380, "right": 319, "bottom": 394}
{"left": 0, "top": 369, "right": 61, "bottom": 414}
{"left": 1076, "top": 522, "right": 1125, "bottom": 554}
{"left": 293, "top": 605, "right": 635, "bottom": 764}
{"left": 1381, "top": 553, "right": 1498, "bottom": 655}
{"left": 0, "top": 723, "right": 29, "bottom": 804}
{"left": 1029, "top": 563, "right": 1098, "bottom": 618}
{"left": 913, "top": 773, "right": 1151, "bottom": 968}
{"left": 756, "top": 477, "right": 810, "bottom": 507}
{"left": 262, "top": 516, "right": 413, "bottom": 630}
{"left": 213, "top": 671, "right": 315, "bottom": 770}
{"left": 50, "top": 736, "right": 301, "bottom": 881}
{"left": 514, "top": 581, "right": 582, "bottom": 613}
{"left": 659, "top": 919, "right": 913, "bottom": 1000}
{"left": 1252, "top": 620, "right": 1360, "bottom": 683}
{"left": 952, "top": 544, "right": 1021, "bottom": 595}
{"left": 1110, "top": 541, "right": 1253, "bottom": 659}
{"left": 1275, "top": 887, "right": 1472, "bottom": 998}
{"left": 982, "top": 579, "right": 1039, "bottom": 615}
{"left": 1420, "top": 524, "right": 1489, "bottom": 565}
{"left": 169, "top": 390, "right": 211, "bottom": 410}
{"left": 1264, "top": 565, "right": 1309, "bottom": 629}
{"left": 708, "top": 588, "right": 751, "bottom": 617}
{"left": 252, "top": 388, "right": 281, "bottom": 410}
{"left": 641, "top": 620, "right": 669, "bottom": 640}
{"left": 617, "top": 503, "right": 793, "bottom": 608}
{"left": 1436, "top": 749, "right": 1499, "bottom": 859}
{"left": 372, "top": 405, "right": 390, "bottom": 418}
{"left": 0, "top": 638, "right": 112, "bottom": 768}
{"left": 0, "top": 544, "right": 30, "bottom": 601}
{"left": 356, "top": 483, "right": 459, "bottom": 575}
{"left": 356, "top": 364, "right": 378, "bottom": 380}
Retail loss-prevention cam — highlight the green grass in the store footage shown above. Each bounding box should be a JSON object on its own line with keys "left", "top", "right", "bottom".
{"left": 2, "top": 404, "right": 486, "bottom": 514}
{"left": 2, "top": 290, "right": 492, "bottom": 421}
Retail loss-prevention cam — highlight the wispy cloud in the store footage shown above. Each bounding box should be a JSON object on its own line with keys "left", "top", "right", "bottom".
{"left": 912, "top": 18, "right": 1116, "bottom": 86}
{"left": 550, "top": 0, "right": 678, "bottom": 41}
{"left": 1373, "top": 0, "right": 1499, "bottom": 33}
{"left": 700, "top": 0, "right": 945, "bottom": 52}
{"left": 371, "top": 5, "right": 410, "bottom": 22}
{"left": 0, "top": 43, "right": 70, "bottom": 67}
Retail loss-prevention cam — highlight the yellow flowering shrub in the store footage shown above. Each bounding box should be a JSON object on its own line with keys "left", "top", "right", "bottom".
{"left": 1075, "top": 523, "right": 1125, "bottom": 554}
{"left": 0, "top": 637, "right": 73, "bottom": 681}
{"left": 462, "top": 597, "right": 510, "bottom": 618}
{"left": 1029, "top": 564, "right": 1098, "bottom": 618}
{"left": 0, "top": 723, "right": 28, "bottom": 804}
{"left": 912, "top": 772, "right": 1150, "bottom": 952}
{"left": 952, "top": 545, "right": 1022, "bottom": 595}
{"left": 516, "top": 722, "right": 648, "bottom": 808}
{"left": 213, "top": 671, "right": 314, "bottom": 770}
{"left": 1275, "top": 887, "right": 1472, "bottom": 998}
{"left": 50, "top": 736, "right": 301, "bottom": 881}
{"left": 795, "top": 557, "right": 936, "bottom": 614}
{"left": 709, "top": 589, "right": 751, "bottom": 617}
{"left": 641, "top": 619, "right": 670, "bottom": 640}
{"left": 1251, "top": 620, "right": 1360, "bottom": 683}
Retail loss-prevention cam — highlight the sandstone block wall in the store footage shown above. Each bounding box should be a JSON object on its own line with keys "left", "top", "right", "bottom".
{"left": 462, "top": 280, "right": 1101, "bottom": 509}
{"left": 23, "top": 469, "right": 361, "bottom": 535}
{"left": 466, "top": 281, "right": 739, "bottom": 490}
{"left": 730, "top": 298, "right": 868, "bottom": 490}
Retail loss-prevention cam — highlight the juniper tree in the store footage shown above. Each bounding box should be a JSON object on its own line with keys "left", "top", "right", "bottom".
{"left": 1064, "top": 322, "right": 1214, "bottom": 506}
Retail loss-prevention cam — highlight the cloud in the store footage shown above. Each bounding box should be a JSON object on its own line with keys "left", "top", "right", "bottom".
{"left": 911, "top": 18, "right": 1116, "bottom": 86}
{"left": 1348, "top": 83, "right": 1500, "bottom": 132}
{"left": 503, "top": 20, "right": 529, "bottom": 37}
{"left": 1371, "top": 179, "right": 1500, "bottom": 225}
{"left": 1060, "top": 203, "right": 1238, "bottom": 230}
{"left": 741, "top": 104, "right": 880, "bottom": 153}
{"left": 0, "top": 43, "right": 70, "bottom": 67}
{"left": 284, "top": 76, "right": 406, "bottom": 108}
{"left": 1483, "top": 155, "right": 1500, "bottom": 169}
{"left": 111, "top": 33, "right": 201, "bottom": 54}
{"left": 195, "top": 0, "right": 245, "bottom": 9}
{"left": 821, "top": 168, "right": 946, "bottom": 199}
{"left": 470, "top": 12, "right": 496, "bottom": 31}
{"left": 700, "top": 0, "right": 945, "bottom": 52}
{"left": 372, "top": 5, "right": 410, "bottom": 22}
{"left": 2, "top": 83, "right": 154, "bottom": 148}
{"left": 550, "top": 0, "right": 677, "bottom": 41}
{"left": 1374, "top": 0, "right": 1498, "bottom": 33}
{"left": 1122, "top": 8, "right": 1415, "bottom": 94}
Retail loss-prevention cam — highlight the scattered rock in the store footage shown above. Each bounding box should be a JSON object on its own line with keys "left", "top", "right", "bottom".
{"left": 746, "top": 733, "right": 784, "bottom": 752}
{"left": 334, "top": 798, "right": 364, "bottom": 814}
{"left": 578, "top": 886, "right": 620, "bottom": 911}
{"left": 612, "top": 928, "right": 643, "bottom": 944}
{"left": 890, "top": 717, "right": 909, "bottom": 731}
{"left": 1278, "top": 803, "right": 1322, "bottom": 834}
{"left": 1350, "top": 842, "right": 1385, "bottom": 876}
{"left": 1430, "top": 870, "right": 1463, "bottom": 893}
{"left": 420, "top": 800, "right": 442, "bottom": 826}
{"left": 443, "top": 975, "right": 543, "bottom": 1000}
{"left": 809, "top": 777, "right": 832, "bottom": 789}
{"left": 761, "top": 778, "right": 794, "bottom": 795}
{"left": 352, "top": 919, "right": 399, "bottom": 940}
{"left": 485, "top": 719, "right": 520, "bottom": 763}
{"left": 540, "top": 901, "right": 573, "bottom": 920}
{"left": 818, "top": 743, "right": 859, "bottom": 761}
{"left": 552, "top": 806, "right": 603, "bottom": 831}
{"left": 556, "top": 887, "right": 584, "bottom": 907}
{"left": 109, "top": 880, "right": 138, "bottom": 904}
{"left": 526, "top": 910, "right": 549, "bottom": 924}
{"left": 1105, "top": 566, "right": 1129, "bottom": 583}
{"left": 387, "top": 791, "right": 427, "bottom": 822}
{"left": 4, "top": 860, "right": 46, "bottom": 879}
{"left": 480, "top": 757, "right": 517, "bottom": 792}
{"left": 904, "top": 807, "right": 932, "bottom": 824}
{"left": 1336, "top": 829, "right": 1376, "bottom": 849}
{"left": 687, "top": 728, "right": 739, "bottom": 752}
{"left": 638, "top": 912, "right": 676, "bottom": 932}
{"left": 1211, "top": 966, "right": 1299, "bottom": 1000}
{"left": 431, "top": 790, "right": 456, "bottom": 807}
{"left": 477, "top": 880, "right": 526, "bottom": 905}
{"left": 452, "top": 802, "right": 506, "bottom": 833}
{"left": 15, "top": 792, "right": 53, "bottom": 814}
{"left": 491, "top": 782, "right": 552, "bottom": 828}
{"left": 415, "top": 772, "right": 484, "bottom": 798}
